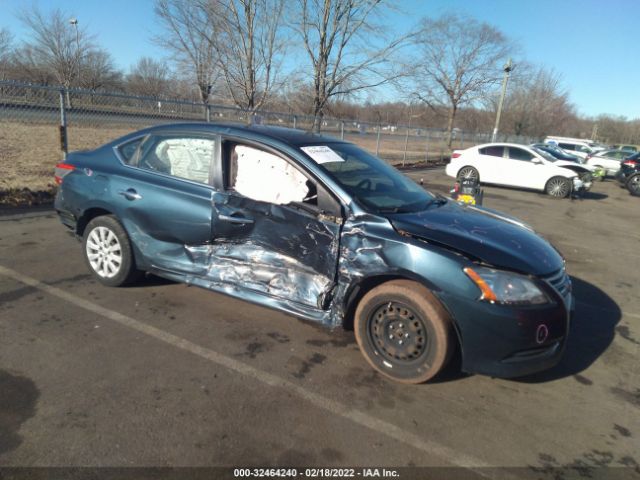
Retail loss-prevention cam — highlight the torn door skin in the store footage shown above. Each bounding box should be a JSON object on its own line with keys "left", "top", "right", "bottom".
{"left": 185, "top": 216, "right": 465, "bottom": 333}
{"left": 177, "top": 191, "right": 338, "bottom": 321}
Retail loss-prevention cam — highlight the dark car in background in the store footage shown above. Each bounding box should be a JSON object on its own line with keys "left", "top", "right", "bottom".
{"left": 531, "top": 143, "right": 582, "bottom": 163}
{"left": 616, "top": 152, "right": 640, "bottom": 196}
{"left": 54, "top": 124, "right": 572, "bottom": 383}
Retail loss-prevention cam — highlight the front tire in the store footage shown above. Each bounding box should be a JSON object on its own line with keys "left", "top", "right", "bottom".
{"left": 354, "top": 280, "right": 453, "bottom": 384}
{"left": 83, "top": 215, "right": 140, "bottom": 287}
{"left": 627, "top": 174, "right": 640, "bottom": 196}
{"left": 545, "top": 176, "right": 571, "bottom": 198}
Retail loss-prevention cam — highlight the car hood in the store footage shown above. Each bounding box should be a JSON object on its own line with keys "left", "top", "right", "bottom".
{"left": 554, "top": 160, "right": 596, "bottom": 172}
{"left": 387, "top": 201, "right": 564, "bottom": 276}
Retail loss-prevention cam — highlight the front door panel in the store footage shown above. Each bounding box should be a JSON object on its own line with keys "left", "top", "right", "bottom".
{"left": 203, "top": 191, "right": 341, "bottom": 309}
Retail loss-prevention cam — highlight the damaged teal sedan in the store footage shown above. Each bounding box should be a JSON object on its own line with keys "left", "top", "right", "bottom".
{"left": 55, "top": 124, "right": 572, "bottom": 383}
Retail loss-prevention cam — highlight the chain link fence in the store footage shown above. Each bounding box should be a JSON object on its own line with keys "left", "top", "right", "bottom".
{"left": 0, "top": 80, "right": 535, "bottom": 196}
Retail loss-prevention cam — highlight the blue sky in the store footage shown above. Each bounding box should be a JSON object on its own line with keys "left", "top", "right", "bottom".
{"left": 0, "top": 0, "right": 637, "bottom": 119}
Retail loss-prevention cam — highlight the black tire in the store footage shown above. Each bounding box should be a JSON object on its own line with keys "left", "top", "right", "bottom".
{"left": 354, "top": 280, "right": 453, "bottom": 384}
{"left": 82, "top": 215, "right": 141, "bottom": 287}
{"left": 627, "top": 174, "right": 640, "bottom": 196}
{"left": 457, "top": 166, "right": 479, "bottom": 182}
{"left": 545, "top": 176, "right": 571, "bottom": 198}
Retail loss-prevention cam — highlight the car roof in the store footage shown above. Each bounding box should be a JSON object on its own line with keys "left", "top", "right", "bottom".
{"left": 473, "top": 142, "right": 533, "bottom": 149}
{"left": 113, "top": 122, "right": 347, "bottom": 148}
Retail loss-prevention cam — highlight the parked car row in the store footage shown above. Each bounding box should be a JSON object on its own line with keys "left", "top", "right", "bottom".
{"left": 446, "top": 143, "right": 593, "bottom": 198}
{"left": 446, "top": 138, "right": 639, "bottom": 198}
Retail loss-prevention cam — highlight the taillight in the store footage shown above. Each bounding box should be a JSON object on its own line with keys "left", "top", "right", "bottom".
{"left": 622, "top": 160, "right": 638, "bottom": 167}
{"left": 452, "top": 152, "right": 461, "bottom": 158}
{"left": 54, "top": 163, "right": 75, "bottom": 185}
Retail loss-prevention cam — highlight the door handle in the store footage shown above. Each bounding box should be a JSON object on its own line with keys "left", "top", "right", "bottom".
{"left": 218, "top": 213, "right": 254, "bottom": 225}
{"left": 117, "top": 189, "right": 142, "bottom": 201}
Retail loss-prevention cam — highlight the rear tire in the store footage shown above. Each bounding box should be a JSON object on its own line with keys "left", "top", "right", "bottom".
{"left": 627, "top": 174, "right": 640, "bottom": 196}
{"left": 545, "top": 176, "right": 571, "bottom": 198}
{"left": 457, "top": 166, "right": 479, "bottom": 182}
{"left": 83, "top": 215, "right": 141, "bottom": 287}
{"left": 354, "top": 280, "right": 453, "bottom": 384}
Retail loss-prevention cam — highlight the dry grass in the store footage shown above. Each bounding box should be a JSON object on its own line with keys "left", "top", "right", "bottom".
{"left": 0, "top": 122, "right": 136, "bottom": 204}
{"left": 0, "top": 120, "right": 465, "bottom": 205}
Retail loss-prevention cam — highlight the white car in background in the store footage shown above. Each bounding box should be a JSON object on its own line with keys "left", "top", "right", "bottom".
{"left": 544, "top": 137, "right": 603, "bottom": 159}
{"left": 585, "top": 149, "right": 630, "bottom": 176}
{"left": 446, "top": 143, "right": 591, "bottom": 198}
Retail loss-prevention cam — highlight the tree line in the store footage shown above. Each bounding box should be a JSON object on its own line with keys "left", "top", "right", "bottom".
{"left": 0, "top": 1, "right": 638, "bottom": 145}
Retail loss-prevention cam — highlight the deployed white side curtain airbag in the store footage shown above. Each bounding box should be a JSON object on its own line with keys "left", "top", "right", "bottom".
{"left": 234, "top": 145, "right": 309, "bottom": 204}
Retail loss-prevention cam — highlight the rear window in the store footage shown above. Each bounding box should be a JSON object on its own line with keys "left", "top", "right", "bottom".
{"left": 479, "top": 146, "right": 504, "bottom": 157}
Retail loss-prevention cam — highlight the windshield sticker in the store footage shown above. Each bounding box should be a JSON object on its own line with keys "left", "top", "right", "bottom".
{"left": 301, "top": 146, "right": 345, "bottom": 164}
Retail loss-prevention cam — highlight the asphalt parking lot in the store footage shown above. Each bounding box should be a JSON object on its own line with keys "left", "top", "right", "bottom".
{"left": 0, "top": 169, "right": 639, "bottom": 478}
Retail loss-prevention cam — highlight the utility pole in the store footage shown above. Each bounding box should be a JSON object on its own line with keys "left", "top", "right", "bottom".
{"left": 491, "top": 58, "right": 513, "bottom": 142}
{"left": 69, "top": 18, "right": 80, "bottom": 85}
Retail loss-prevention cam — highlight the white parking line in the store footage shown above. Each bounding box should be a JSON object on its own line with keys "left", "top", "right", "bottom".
{"left": 0, "top": 264, "right": 494, "bottom": 473}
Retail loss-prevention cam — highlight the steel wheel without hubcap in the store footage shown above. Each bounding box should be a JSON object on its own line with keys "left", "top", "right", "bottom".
{"left": 458, "top": 166, "right": 479, "bottom": 182}
{"left": 86, "top": 226, "right": 122, "bottom": 278}
{"left": 370, "top": 302, "right": 428, "bottom": 364}
{"left": 354, "top": 280, "right": 452, "bottom": 384}
{"left": 546, "top": 176, "right": 571, "bottom": 198}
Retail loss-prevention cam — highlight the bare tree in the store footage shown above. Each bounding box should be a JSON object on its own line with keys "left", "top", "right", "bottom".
{"left": 292, "top": 0, "right": 409, "bottom": 130}
{"left": 19, "top": 6, "right": 93, "bottom": 103}
{"left": 154, "top": 0, "right": 220, "bottom": 104}
{"left": 412, "top": 14, "right": 511, "bottom": 145}
{"left": 80, "top": 48, "right": 122, "bottom": 92}
{"left": 10, "top": 44, "right": 55, "bottom": 84}
{"left": 196, "top": 0, "right": 287, "bottom": 112}
{"left": 126, "top": 57, "right": 173, "bottom": 98}
{"left": 0, "top": 28, "right": 13, "bottom": 80}
{"left": 498, "top": 65, "right": 575, "bottom": 139}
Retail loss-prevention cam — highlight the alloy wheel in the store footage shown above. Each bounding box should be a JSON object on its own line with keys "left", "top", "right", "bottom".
{"left": 547, "top": 178, "right": 570, "bottom": 197}
{"left": 629, "top": 175, "right": 640, "bottom": 194}
{"left": 458, "top": 167, "right": 478, "bottom": 181}
{"left": 85, "top": 226, "right": 123, "bottom": 278}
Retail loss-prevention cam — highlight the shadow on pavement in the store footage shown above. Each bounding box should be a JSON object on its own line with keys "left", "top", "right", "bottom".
{"left": 0, "top": 370, "right": 39, "bottom": 457}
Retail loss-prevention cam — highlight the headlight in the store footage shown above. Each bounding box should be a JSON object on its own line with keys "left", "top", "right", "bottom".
{"left": 463, "top": 266, "right": 552, "bottom": 305}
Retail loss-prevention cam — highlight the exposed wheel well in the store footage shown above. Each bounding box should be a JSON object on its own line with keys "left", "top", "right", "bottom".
{"left": 76, "top": 208, "right": 113, "bottom": 236}
{"left": 342, "top": 275, "right": 405, "bottom": 331}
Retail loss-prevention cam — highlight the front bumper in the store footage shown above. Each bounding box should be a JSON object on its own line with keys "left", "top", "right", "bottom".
{"left": 439, "top": 288, "right": 572, "bottom": 378}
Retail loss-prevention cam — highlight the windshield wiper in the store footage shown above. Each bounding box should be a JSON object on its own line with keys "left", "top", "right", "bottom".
{"left": 425, "top": 194, "right": 448, "bottom": 208}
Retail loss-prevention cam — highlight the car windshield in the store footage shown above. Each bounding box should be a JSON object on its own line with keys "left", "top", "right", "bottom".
{"left": 301, "top": 143, "right": 435, "bottom": 213}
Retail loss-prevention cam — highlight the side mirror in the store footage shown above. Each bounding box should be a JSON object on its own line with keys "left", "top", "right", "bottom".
{"left": 532, "top": 158, "right": 542, "bottom": 164}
